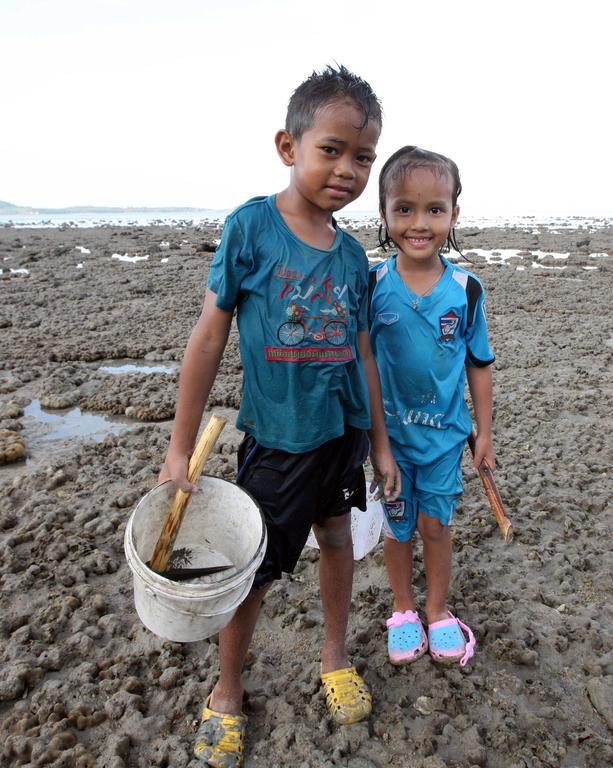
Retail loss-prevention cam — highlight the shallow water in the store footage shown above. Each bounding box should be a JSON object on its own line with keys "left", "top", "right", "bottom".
{"left": 23, "top": 399, "right": 134, "bottom": 445}
{"left": 0, "top": 400, "right": 141, "bottom": 478}
{"left": 98, "top": 361, "right": 177, "bottom": 375}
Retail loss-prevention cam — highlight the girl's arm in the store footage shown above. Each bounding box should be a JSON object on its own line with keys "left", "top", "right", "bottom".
{"left": 466, "top": 364, "right": 495, "bottom": 470}
{"left": 159, "top": 289, "right": 233, "bottom": 491}
{"left": 358, "top": 330, "right": 401, "bottom": 501}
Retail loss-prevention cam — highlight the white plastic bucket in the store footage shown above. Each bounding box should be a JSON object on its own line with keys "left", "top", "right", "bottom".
{"left": 305, "top": 483, "right": 383, "bottom": 560}
{"left": 124, "top": 475, "right": 267, "bottom": 643}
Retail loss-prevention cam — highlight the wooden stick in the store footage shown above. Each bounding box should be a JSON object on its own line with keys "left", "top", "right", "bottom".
{"left": 149, "top": 414, "right": 227, "bottom": 573}
{"left": 467, "top": 431, "right": 513, "bottom": 543}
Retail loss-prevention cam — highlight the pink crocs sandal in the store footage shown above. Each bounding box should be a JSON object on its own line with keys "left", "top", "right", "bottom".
{"left": 428, "top": 612, "right": 476, "bottom": 667}
{"left": 386, "top": 610, "right": 428, "bottom": 665}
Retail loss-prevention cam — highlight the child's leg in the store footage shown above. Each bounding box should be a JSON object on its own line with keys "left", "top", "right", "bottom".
{"left": 209, "top": 583, "right": 270, "bottom": 713}
{"left": 414, "top": 445, "right": 464, "bottom": 625}
{"left": 418, "top": 508, "right": 476, "bottom": 666}
{"left": 314, "top": 512, "right": 372, "bottom": 724}
{"left": 380, "top": 466, "right": 427, "bottom": 664}
{"left": 383, "top": 535, "right": 415, "bottom": 612}
{"left": 380, "top": 459, "right": 418, "bottom": 612}
{"left": 313, "top": 513, "right": 353, "bottom": 673}
{"left": 417, "top": 512, "right": 452, "bottom": 625}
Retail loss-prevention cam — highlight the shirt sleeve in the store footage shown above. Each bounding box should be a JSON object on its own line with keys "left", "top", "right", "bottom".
{"left": 466, "top": 284, "right": 495, "bottom": 367}
{"left": 206, "top": 213, "right": 252, "bottom": 311}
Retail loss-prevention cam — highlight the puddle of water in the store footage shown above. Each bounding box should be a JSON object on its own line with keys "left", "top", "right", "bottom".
{"left": 531, "top": 262, "right": 566, "bottom": 271}
{"left": 98, "top": 361, "right": 177, "bottom": 375}
{"left": 111, "top": 253, "right": 149, "bottom": 263}
{"left": 0, "top": 267, "right": 30, "bottom": 275}
{"left": 23, "top": 399, "right": 134, "bottom": 446}
{"left": 0, "top": 399, "right": 170, "bottom": 479}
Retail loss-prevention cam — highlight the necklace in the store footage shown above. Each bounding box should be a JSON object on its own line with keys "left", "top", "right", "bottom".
{"left": 406, "top": 269, "right": 445, "bottom": 311}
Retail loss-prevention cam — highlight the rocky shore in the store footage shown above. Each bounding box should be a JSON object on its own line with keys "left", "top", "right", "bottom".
{"left": 1, "top": 220, "right": 612, "bottom": 767}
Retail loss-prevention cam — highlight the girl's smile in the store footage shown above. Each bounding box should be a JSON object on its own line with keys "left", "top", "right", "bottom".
{"left": 382, "top": 166, "right": 459, "bottom": 266}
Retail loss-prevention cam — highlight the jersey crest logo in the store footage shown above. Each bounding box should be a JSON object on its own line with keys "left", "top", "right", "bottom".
{"left": 439, "top": 310, "right": 459, "bottom": 341}
{"left": 383, "top": 500, "right": 406, "bottom": 520}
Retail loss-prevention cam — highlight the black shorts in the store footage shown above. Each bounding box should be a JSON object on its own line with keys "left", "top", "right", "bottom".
{"left": 237, "top": 426, "right": 368, "bottom": 589}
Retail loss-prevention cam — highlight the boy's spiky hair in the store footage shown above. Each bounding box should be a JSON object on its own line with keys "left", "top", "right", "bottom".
{"left": 285, "top": 64, "right": 382, "bottom": 139}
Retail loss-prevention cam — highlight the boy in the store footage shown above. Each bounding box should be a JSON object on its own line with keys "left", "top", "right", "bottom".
{"left": 159, "top": 64, "right": 400, "bottom": 767}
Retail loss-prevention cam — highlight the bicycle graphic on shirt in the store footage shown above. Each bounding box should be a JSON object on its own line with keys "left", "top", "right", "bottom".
{"left": 277, "top": 301, "right": 348, "bottom": 347}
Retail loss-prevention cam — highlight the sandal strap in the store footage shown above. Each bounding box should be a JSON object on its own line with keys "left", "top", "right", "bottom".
{"left": 455, "top": 616, "right": 476, "bottom": 667}
{"left": 386, "top": 609, "right": 421, "bottom": 629}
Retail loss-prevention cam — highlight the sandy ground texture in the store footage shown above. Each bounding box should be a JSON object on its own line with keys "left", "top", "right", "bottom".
{"left": 0, "top": 220, "right": 612, "bottom": 768}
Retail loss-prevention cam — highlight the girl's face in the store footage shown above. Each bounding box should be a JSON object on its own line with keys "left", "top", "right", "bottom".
{"left": 381, "top": 166, "right": 459, "bottom": 265}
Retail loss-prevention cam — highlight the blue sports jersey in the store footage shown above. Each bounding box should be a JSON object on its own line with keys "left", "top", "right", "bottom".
{"left": 369, "top": 255, "right": 494, "bottom": 464}
{"left": 208, "top": 195, "right": 371, "bottom": 453}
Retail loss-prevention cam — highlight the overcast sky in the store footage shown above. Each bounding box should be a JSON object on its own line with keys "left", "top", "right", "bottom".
{"left": 1, "top": 0, "right": 610, "bottom": 217}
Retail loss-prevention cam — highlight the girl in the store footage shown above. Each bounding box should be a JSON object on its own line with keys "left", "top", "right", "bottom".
{"left": 369, "top": 146, "right": 495, "bottom": 666}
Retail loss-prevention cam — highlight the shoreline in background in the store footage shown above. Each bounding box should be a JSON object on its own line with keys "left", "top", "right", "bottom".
{"left": 2, "top": 210, "right": 613, "bottom": 231}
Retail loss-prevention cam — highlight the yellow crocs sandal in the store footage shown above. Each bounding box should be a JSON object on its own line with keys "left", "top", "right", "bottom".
{"left": 320, "top": 666, "right": 372, "bottom": 725}
{"left": 194, "top": 697, "right": 247, "bottom": 768}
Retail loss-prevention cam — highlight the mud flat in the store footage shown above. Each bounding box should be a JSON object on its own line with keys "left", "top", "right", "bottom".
{"left": 0, "top": 221, "right": 612, "bottom": 767}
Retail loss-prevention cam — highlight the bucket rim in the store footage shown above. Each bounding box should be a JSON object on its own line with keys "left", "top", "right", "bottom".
{"left": 124, "top": 475, "right": 267, "bottom": 599}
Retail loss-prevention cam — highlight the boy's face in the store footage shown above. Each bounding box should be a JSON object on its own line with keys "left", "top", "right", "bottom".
{"left": 279, "top": 98, "right": 380, "bottom": 213}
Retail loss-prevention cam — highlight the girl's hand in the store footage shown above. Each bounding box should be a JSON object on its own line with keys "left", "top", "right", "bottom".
{"left": 369, "top": 449, "right": 401, "bottom": 501}
{"left": 473, "top": 433, "right": 495, "bottom": 472}
{"left": 158, "top": 450, "right": 199, "bottom": 493}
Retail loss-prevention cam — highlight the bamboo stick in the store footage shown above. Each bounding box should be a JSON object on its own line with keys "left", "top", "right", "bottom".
{"left": 149, "top": 414, "right": 227, "bottom": 572}
{"left": 467, "top": 431, "right": 513, "bottom": 543}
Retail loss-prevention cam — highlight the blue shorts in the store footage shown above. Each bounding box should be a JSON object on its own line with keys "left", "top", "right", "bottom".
{"left": 382, "top": 442, "right": 464, "bottom": 542}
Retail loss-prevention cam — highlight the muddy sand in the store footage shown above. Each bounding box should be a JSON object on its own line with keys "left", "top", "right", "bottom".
{"left": 0, "top": 220, "right": 612, "bottom": 767}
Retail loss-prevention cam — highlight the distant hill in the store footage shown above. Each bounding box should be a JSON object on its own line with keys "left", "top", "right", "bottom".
{"left": 0, "top": 200, "right": 219, "bottom": 215}
{"left": 0, "top": 201, "right": 22, "bottom": 212}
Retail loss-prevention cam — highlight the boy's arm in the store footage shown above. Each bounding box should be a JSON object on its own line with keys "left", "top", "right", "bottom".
{"left": 358, "top": 330, "right": 401, "bottom": 501}
{"left": 466, "top": 363, "right": 495, "bottom": 470}
{"left": 159, "top": 289, "right": 233, "bottom": 491}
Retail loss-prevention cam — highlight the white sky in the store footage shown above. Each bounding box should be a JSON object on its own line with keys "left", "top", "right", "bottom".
{"left": 1, "top": 0, "right": 611, "bottom": 216}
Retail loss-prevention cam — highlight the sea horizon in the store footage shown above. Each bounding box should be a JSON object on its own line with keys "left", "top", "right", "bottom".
{"left": 1, "top": 208, "right": 612, "bottom": 232}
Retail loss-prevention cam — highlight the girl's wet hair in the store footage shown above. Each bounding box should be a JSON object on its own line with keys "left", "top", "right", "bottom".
{"left": 286, "top": 64, "right": 382, "bottom": 139}
{"left": 378, "top": 146, "right": 462, "bottom": 253}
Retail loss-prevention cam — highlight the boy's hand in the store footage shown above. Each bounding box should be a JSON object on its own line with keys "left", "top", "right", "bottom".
{"left": 369, "top": 449, "right": 401, "bottom": 502}
{"left": 472, "top": 433, "right": 495, "bottom": 472}
{"left": 158, "top": 451, "right": 199, "bottom": 494}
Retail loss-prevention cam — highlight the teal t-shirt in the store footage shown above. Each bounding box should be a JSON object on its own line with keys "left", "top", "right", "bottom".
{"left": 207, "top": 195, "right": 371, "bottom": 452}
{"left": 369, "top": 255, "right": 494, "bottom": 464}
